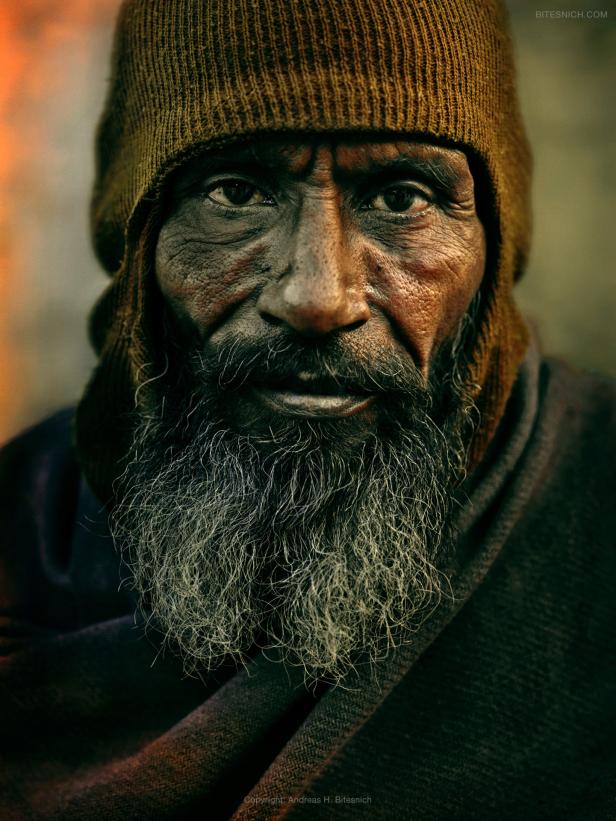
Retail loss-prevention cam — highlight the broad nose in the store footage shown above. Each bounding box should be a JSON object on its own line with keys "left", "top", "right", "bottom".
{"left": 257, "top": 197, "right": 370, "bottom": 337}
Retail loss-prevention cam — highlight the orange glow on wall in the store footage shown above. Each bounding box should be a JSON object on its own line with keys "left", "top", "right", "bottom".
{"left": 0, "top": 1, "right": 121, "bottom": 441}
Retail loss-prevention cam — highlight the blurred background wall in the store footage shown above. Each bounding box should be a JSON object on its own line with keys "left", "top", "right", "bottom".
{"left": 0, "top": 0, "right": 614, "bottom": 444}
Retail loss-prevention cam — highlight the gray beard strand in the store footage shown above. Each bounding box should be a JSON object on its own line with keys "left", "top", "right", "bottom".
{"left": 111, "top": 309, "right": 478, "bottom": 685}
{"left": 112, "top": 406, "right": 473, "bottom": 686}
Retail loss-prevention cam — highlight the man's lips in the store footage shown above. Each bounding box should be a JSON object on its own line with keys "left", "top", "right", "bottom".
{"left": 248, "top": 371, "right": 376, "bottom": 419}
{"left": 254, "top": 388, "right": 375, "bottom": 418}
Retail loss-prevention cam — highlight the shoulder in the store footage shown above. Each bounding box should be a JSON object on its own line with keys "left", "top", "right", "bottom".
{"left": 494, "top": 355, "right": 616, "bottom": 602}
{"left": 511, "top": 356, "right": 615, "bottom": 589}
{"left": 541, "top": 355, "right": 616, "bottom": 420}
{"left": 0, "top": 409, "right": 81, "bottom": 628}
{"left": 0, "top": 407, "right": 76, "bottom": 477}
{"left": 0, "top": 409, "right": 79, "bottom": 526}
{"left": 538, "top": 357, "right": 616, "bottom": 472}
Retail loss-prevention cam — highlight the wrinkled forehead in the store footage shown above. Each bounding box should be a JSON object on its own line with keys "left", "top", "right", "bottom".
{"left": 171, "top": 134, "right": 474, "bottom": 193}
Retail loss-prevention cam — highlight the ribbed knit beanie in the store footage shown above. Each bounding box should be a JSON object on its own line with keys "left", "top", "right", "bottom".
{"left": 76, "top": 0, "right": 532, "bottom": 504}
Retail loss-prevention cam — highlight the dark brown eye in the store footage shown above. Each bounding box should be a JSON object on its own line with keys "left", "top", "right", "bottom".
{"left": 370, "top": 186, "right": 430, "bottom": 214}
{"left": 207, "top": 180, "right": 268, "bottom": 207}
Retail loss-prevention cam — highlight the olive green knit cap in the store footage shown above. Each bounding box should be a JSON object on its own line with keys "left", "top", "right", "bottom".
{"left": 77, "top": 0, "right": 531, "bottom": 503}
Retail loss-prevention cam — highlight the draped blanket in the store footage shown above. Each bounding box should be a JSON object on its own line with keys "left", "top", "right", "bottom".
{"left": 1, "top": 354, "right": 614, "bottom": 819}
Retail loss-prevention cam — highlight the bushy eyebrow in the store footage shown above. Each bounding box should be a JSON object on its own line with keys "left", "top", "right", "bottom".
{"left": 332, "top": 155, "right": 463, "bottom": 195}
{"left": 173, "top": 144, "right": 465, "bottom": 199}
{"left": 171, "top": 150, "right": 274, "bottom": 198}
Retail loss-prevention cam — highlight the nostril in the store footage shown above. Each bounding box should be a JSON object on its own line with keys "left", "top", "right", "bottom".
{"left": 260, "top": 310, "right": 284, "bottom": 327}
{"left": 345, "top": 318, "right": 367, "bottom": 332}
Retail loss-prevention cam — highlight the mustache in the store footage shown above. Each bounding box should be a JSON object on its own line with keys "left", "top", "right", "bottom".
{"left": 185, "top": 332, "right": 432, "bottom": 399}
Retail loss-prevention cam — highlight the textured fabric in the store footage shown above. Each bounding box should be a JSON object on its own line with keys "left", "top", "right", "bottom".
{"left": 2, "top": 356, "right": 615, "bottom": 819}
{"left": 76, "top": 0, "right": 532, "bottom": 503}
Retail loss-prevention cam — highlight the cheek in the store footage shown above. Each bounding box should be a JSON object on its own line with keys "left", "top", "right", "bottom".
{"left": 367, "top": 222, "right": 485, "bottom": 371}
{"left": 155, "top": 230, "right": 270, "bottom": 337}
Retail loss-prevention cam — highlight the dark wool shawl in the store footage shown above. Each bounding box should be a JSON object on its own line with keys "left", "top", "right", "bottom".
{"left": 1, "top": 354, "right": 614, "bottom": 820}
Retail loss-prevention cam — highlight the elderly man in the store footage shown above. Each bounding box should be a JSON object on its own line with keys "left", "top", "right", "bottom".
{"left": 1, "top": 0, "right": 614, "bottom": 818}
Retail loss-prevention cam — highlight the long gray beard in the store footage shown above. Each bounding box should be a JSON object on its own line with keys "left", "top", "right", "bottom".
{"left": 111, "top": 325, "right": 477, "bottom": 685}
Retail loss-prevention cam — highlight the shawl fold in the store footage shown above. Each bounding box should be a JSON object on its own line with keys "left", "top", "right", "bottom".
{"left": 1, "top": 352, "right": 615, "bottom": 820}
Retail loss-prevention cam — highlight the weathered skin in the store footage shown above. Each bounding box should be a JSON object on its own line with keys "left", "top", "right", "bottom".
{"left": 155, "top": 137, "right": 486, "bottom": 429}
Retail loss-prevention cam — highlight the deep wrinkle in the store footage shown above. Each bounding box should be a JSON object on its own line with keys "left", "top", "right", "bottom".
{"left": 156, "top": 136, "right": 486, "bottom": 392}
{"left": 171, "top": 140, "right": 469, "bottom": 213}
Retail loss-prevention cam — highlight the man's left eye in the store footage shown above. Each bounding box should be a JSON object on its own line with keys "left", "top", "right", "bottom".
{"left": 207, "top": 180, "right": 273, "bottom": 207}
{"left": 368, "top": 186, "right": 430, "bottom": 214}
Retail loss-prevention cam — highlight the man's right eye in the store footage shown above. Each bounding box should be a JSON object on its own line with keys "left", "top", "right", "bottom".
{"left": 206, "top": 179, "right": 274, "bottom": 208}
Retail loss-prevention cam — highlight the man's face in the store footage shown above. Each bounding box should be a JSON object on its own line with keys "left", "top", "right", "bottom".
{"left": 113, "top": 137, "right": 487, "bottom": 684}
{"left": 155, "top": 137, "right": 485, "bottom": 439}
